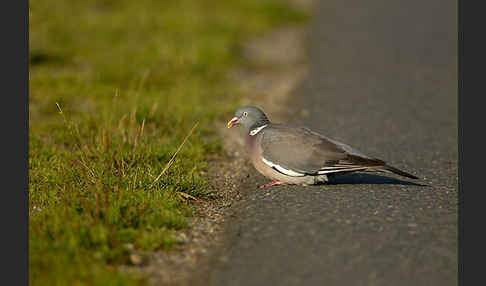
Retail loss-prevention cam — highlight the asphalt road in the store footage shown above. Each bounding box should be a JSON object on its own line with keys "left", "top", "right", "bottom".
{"left": 198, "top": 0, "right": 457, "bottom": 285}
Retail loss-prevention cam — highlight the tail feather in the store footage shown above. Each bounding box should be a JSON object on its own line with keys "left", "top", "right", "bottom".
{"left": 379, "top": 165, "right": 419, "bottom": 180}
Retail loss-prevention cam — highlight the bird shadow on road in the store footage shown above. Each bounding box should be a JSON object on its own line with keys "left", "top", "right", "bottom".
{"left": 323, "top": 173, "right": 429, "bottom": 187}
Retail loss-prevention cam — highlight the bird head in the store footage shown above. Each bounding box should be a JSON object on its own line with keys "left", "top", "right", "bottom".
{"left": 227, "top": 106, "right": 270, "bottom": 133}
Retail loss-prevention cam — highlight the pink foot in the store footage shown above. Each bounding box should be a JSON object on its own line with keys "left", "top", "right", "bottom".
{"left": 258, "top": 180, "right": 287, "bottom": 188}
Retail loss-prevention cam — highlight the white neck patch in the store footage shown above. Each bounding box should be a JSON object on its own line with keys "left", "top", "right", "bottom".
{"left": 249, "top": 125, "right": 267, "bottom": 136}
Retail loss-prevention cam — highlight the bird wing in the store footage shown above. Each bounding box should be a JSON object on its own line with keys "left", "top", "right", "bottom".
{"left": 260, "top": 124, "right": 385, "bottom": 176}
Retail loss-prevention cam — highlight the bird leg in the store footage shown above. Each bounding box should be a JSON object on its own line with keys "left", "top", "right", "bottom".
{"left": 258, "top": 180, "right": 287, "bottom": 188}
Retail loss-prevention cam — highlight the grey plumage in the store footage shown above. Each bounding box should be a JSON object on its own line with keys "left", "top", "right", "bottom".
{"left": 227, "top": 106, "right": 419, "bottom": 187}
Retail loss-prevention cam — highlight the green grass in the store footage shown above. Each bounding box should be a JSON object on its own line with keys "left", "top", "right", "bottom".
{"left": 29, "top": 0, "right": 307, "bottom": 285}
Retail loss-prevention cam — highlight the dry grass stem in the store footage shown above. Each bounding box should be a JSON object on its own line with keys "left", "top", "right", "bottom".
{"left": 151, "top": 121, "right": 200, "bottom": 187}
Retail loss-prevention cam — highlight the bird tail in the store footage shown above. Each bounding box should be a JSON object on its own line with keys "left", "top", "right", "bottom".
{"left": 377, "top": 165, "right": 419, "bottom": 180}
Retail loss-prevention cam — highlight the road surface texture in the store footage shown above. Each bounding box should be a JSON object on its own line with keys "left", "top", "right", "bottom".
{"left": 196, "top": 0, "right": 457, "bottom": 285}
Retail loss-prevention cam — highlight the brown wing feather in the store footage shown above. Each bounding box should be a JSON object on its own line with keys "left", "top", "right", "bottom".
{"left": 260, "top": 124, "right": 385, "bottom": 175}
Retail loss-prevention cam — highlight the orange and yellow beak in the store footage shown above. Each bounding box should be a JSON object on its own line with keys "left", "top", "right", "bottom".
{"left": 227, "top": 116, "right": 239, "bottom": 128}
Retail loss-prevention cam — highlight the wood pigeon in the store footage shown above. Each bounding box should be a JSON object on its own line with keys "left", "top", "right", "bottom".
{"left": 227, "top": 106, "right": 419, "bottom": 188}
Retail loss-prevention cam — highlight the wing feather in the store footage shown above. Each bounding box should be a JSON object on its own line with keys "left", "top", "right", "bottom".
{"left": 260, "top": 124, "right": 385, "bottom": 175}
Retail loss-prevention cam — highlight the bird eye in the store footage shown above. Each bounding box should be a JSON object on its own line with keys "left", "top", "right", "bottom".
{"left": 243, "top": 111, "right": 248, "bottom": 117}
